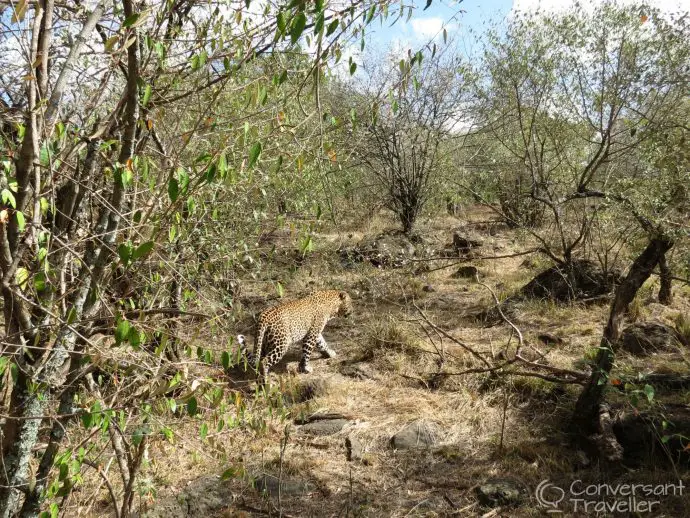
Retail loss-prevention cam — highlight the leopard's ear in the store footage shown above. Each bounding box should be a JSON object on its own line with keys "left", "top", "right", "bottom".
{"left": 339, "top": 291, "right": 347, "bottom": 300}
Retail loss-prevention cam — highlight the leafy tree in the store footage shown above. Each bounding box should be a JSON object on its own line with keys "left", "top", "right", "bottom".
{"left": 0, "top": 0, "right": 413, "bottom": 515}
{"left": 345, "top": 46, "right": 471, "bottom": 235}
{"left": 470, "top": 2, "right": 689, "bottom": 269}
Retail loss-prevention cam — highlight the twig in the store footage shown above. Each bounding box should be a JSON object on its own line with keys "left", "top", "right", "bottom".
{"left": 82, "top": 459, "right": 121, "bottom": 518}
{"left": 413, "top": 302, "right": 492, "bottom": 369}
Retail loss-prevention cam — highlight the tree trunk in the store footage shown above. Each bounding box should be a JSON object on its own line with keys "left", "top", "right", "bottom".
{"left": 572, "top": 236, "right": 673, "bottom": 449}
{"left": 0, "top": 1, "right": 138, "bottom": 512}
{"left": 658, "top": 252, "right": 673, "bottom": 305}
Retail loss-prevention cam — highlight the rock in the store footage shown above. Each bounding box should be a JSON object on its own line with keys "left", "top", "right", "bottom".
{"left": 390, "top": 421, "right": 437, "bottom": 450}
{"left": 346, "top": 436, "right": 363, "bottom": 461}
{"left": 254, "top": 474, "right": 315, "bottom": 497}
{"left": 338, "top": 231, "right": 424, "bottom": 269}
{"left": 451, "top": 265, "right": 479, "bottom": 279}
{"left": 283, "top": 378, "right": 330, "bottom": 404}
{"left": 537, "top": 332, "right": 564, "bottom": 346}
{"left": 134, "top": 475, "right": 234, "bottom": 518}
{"left": 452, "top": 232, "right": 483, "bottom": 252}
{"left": 619, "top": 322, "right": 682, "bottom": 356}
{"left": 475, "top": 477, "right": 527, "bottom": 508}
{"left": 520, "top": 259, "right": 621, "bottom": 302}
{"left": 614, "top": 405, "right": 690, "bottom": 466}
{"left": 299, "top": 419, "right": 349, "bottom": 436}
{"left": 339, "top": 362, "right": 380, "bottom": 381}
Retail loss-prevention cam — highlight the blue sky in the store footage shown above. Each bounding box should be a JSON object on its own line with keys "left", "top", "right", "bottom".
{"left": 366, "top": 0, "right": 512, "bottom": 56}
{"left": 362, "top": 0, "right": 690, "bottom": 59}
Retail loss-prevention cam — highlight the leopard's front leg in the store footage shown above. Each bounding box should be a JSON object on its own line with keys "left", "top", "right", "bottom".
{"left": 299, "top": 333, "right": 319, "bottom": 373}
{"left": 315, "top": 334, "right": 337, "bottom": 358}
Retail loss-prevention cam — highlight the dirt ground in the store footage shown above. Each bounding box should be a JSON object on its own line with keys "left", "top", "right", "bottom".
{"left": 80, "top": 207, "right": 690, "bottom": 518}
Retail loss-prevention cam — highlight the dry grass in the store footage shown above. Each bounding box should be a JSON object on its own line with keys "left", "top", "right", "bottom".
{"left": 70, "top": 208, "right": 690, "bottom": 518}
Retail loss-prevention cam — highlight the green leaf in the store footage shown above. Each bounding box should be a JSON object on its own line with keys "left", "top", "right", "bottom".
{"left": 187, "top": 397, "right": 198, "bottom": 417}
{"left": 290, "top": 12, "right": 307, "bottom": 44}
{"left": 122, "top": 13, "right": 140, "bottom": 28}
{"left": 217, "top": 152, "right": 228, "bottom": 178}
{"left": 2, "top": 189, "right": 16, "bottom": 209}
{"left": 277, "top": 11, "right": 287, "bottom": 34}
{"left": 200, "top": 422, "right": 208, "bottom": 440}
{"left": 142, "top": 84, "right": 152, "bottom": 106}
{"left": 132, "top": 426, "right": 146, "bottom": 446}
{"left": 278, "top": 69, "right": 288, "bottom": 84}
{"left": 132, "top": 241, "right": 154, "bottom": 260}
{"left": 155, "top": 42, "right": 165, "bottom": 60}
{"left": 248, "top": 142, "right": 262, "bottom": 168}
{"left": 104, "top": 35, "right": 119, "bottom": 51}
{"left": 15, "top": 267, "right": 29, "bottom": 290}
{"left": 326, "top": 18, "right": 339, "bottom": 37}
{"left": 115, "top": 320, "right": 130, "bottom": 345}
{"left": 34, "top": 271, "right": 47, "bottom": 292}
{"left": 366, "top": 5, "right": 376, "bottom": 23}
{"left": 66, "top": 307, "right": 78, "bottom": 324}
{"left": 221, "top": 351, "right": 231, "bottom": 369}
{"left": 117, "top": 243, "right": 132, "bottom": 265}
{"left": 643, "top": 384, "right": 655, "bottom": 403}
{"left": 128, "top": 327, "right": 143, "bottom": 348}
{"left": 178, "top": 167, "right": 190, "bottom": 194}
{"left": 276, "top": 282, "right": 284, "bottom": 298}
{"left": 258, "top": 86, "right": 268, "bottom": 105}
{"left": 349, "top": 62, "right": 357, "bottom": 75}
{"left": 168, "top": 177, "right": 179, "bottom": 202}
{"left": 15, "top": 211, "right": 25, "bottom": 232}
{"left": 424, "top": 0, "right": 432, "bottom": 10}
{"left": 314, "top": 12, "right": 324, "bottom": 35}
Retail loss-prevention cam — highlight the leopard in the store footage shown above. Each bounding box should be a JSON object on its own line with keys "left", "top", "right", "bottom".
{"left": 237, "top": 290, "right": 352, "bottom": 379}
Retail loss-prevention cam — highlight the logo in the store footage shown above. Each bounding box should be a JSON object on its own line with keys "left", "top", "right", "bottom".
{"left": 534, "top": 479, "right": 685, "bottom": 514}
{"left": 535, "top": 480, "right": 565, "bottom": 513}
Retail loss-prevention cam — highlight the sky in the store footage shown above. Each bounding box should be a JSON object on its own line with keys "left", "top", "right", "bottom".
{"left": 364, "top": 0, "right": 690, "bottom": 58}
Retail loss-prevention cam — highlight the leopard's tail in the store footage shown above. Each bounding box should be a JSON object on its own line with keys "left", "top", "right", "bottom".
{"left": 236, "top": 322, "right": 266, "bottom": 370}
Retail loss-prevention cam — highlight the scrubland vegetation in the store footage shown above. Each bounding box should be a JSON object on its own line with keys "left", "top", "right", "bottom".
{"left": 0, "top": 0, "right": 688, "bottom": 516}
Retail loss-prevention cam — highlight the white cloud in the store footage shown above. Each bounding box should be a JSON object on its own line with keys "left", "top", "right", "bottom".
{"left": 513, "top": 0, "right": 690, "bottom": 14}
{"left": 410, "top": 17, "right": 446, "bottom": 39}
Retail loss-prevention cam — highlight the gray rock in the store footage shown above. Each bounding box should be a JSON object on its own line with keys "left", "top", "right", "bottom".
{"left": 134, "top": 475, "right": 234, "bottom": 518}
{"left": 520, "top": 259, "right": 621, "bottom": 302}
{"left": 451, "top": 265, "right": 479, "bottom": 279}
{"left": 338, "top": 231, "right": 423, "bottom": 269}
{"left": 254, "top": 474, "right": 315, "bottom": 497}
{"left": 475, "top": 477, "right": 527, "bottom": 508}
{"left": 620, "top": 322, "right": 682, "bottom": 356}
{"left": 537, "top": 332, "right": 564, "bottom": 346}
{"left": 390, "top": 421, "right": 436, "bottom": 450}
{"left": 299, "top": 418, "right": 349, "bottom": 436}
{"left": 340, "top": 363, "right": 380, "bottom": 381}
{"left": 283, "top": 378, "right": 330, "bottom": 404}
{"left": 346, "top": 435, "right": 363, "bottom": 461}
{"left": 452, "top": 233, "right": 483, "bottom": 252}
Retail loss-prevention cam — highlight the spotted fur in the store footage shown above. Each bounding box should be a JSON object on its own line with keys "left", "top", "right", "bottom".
{"left": 237, "top": 290, "right": 352, "bottom": 379}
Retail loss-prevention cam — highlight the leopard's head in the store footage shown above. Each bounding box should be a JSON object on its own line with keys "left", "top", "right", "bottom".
{"left": 337, "top": 291, "right": 353, "bottom": 318}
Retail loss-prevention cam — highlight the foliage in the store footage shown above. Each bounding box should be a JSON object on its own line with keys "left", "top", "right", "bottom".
{"left": 468, "top": 2, "right": 689, "bottom": 267}
{"left": 337, "top": 46, "right": 472, "bottom": 234}
{"left": 0, "top": 0, "right": 416, "bottom": 515}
